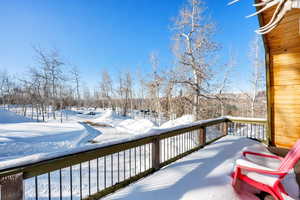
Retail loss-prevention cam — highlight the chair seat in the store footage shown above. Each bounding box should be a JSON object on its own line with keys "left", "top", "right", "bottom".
{"left": 242, "top": 145, "right": 282, "bottom": 169}
{"left": 241, "top": 170, "right": 279, "bottom": 186}
{"left": 236, "top": 159, "right": 280, "bottom": 186}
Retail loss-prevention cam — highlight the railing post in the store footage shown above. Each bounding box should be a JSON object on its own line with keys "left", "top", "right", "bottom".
{"left": 152, "top": 137, "right": 160, "bottom": 170}
{"left": 0, "top": 173, "right": 23, "bottom": 200}
{"left": 199, "top": 127, "right": 206, "bottom": 146}
{"left": 223, "top": 121, "right": 228, "bottom": 136}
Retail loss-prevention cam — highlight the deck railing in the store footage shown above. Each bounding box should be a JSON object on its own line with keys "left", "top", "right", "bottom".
{"left": 227, "top": 117, "right": 267, "bottom": 141}
{"left": 0, "top": 116, "right": 267, "bottom": 200}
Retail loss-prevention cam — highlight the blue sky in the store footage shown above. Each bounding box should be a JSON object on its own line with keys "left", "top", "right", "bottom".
{"left": 0, "top": 0, "right": 262, "bottom": 91}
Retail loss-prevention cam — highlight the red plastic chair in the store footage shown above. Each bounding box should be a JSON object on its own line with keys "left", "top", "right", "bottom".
{"left": 232, "top": 140, "right": 300, "bottom": 200}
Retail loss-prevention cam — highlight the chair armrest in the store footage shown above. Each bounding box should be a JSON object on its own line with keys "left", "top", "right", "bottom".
{"left": 243, "top": 151, "right": 284, "bottom": 161}
{"left": 235, "top": 159, "right": 286, "bottom": 176}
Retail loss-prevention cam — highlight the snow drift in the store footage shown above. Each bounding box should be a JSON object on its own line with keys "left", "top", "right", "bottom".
{"left": 0, "top": 109, "right": 34, "bottom": 123}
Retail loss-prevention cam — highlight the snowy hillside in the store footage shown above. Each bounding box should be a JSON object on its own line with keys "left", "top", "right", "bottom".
{"left": 0, "top": 108, "right": 35, "bottom": 123}
{"left": 0, "top": 122, "right": 95, "bottom": 161}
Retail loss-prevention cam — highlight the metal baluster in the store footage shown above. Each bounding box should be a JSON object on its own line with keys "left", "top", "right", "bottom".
{"left": 97, "top": 158, "right": 99, "bottom": 192}
{"left": 254, "top": 124, "right": 257, "bottom": 139}
{"left": 262, "top": 124, "right": 264, "bottom": 140}
{"left": 139, "top": 146, "right": 142, "bottom": 173}
{"left": 35, "top": 176, "right": 38, "bottom": 200}
{"left": 192, "top": 131, "right": 194, "bottom": 148}
{"left": 111, "top": 154, "right": 113, "bottom": 186}
{"left": 247, "top": 123, "right": 250, "bottom": 137}
{"left": 118, "top": 152, "right": 120, "bottom": 183}
{"left": 172, "top": 137, "right": 174, "bottom": 158}
{"left": 182, "top": 134, "right": 184, "bottom": 153}
{"left": 80, "top": 163, "right": 82, "bottom": 200}
{"left": 166, "top": 139, "right": 168, "bottom": 161}
{"left": 59, "top": 169, "right": 62, "bottom": 200}
{"left": 190, "top": 132, "right": 191, "bottom": 149}
{"left": 174, "top": 136, "right": 176, "bottom": 156}
{"left": 171, "top": 137, "right": 173, "bottom": 158}
{"left": 176, "top": 135, "right": 178, "bottom": 156}
{"left": 149, "top": 144, "right": 151, "bottom": 168}
{"left": 174, "top": 136, "right": 176, "bottom": 157}
{"left": 70, "top": 166, "right": 73, "bottom": 200}
{"left": 258, "top": 124, "right": 260, "bottom": 139}
{"left": 167, "top": 138, "right": 169, "bottom": 159}
{"left": 193, "top": 130, "right": 195, "bottom": 146}
{"left": 241, "top": 123, "right": 243, "bottom": 137}
{"left": 48, "top": 172, "right": 51, "bottom": 200}
{"left": 135, "top": 148, "right": 137, "bottom": 175}
{"left": 124, "top": 151, "right": 126, "bottom": 180}
{"left": 257, "top": 124, "right": 259, "bottom": 139}
{"left": 241, "top": 123, "right": 246, "bottom": 137}
{"left": 179, "top": 134, "right": 182, "bottom": 153}
{"left": 144, "top": 145, "right": 146, "bottom": 171}
{"left": 179, "top": 135, "right": 181, "bottom": 153}
{"left": 88, "top": 161, "right": 91, "bottom": 196}
{"left": 184, "top": 135, "right": 186, "bottom": 152}
{"left": 256, "top": 124, "right": 258, "bottom": 139}
{"left": 185, "top": 132, "right": 189, "bottom": 151}
{"left": 189, "top": 132, "right": 191, "bottom": 150}
{"left": 262, "top": 125, "right": 267, "bottom": 140}
{"left": 264, "top": 125, "right": 266, "bottom": 140}
{"left": 162, "top": 139, "right": 164, "bottom": 162}
{"left": 258, "top": 124, "right": 262, "bottom": 139}
{"left": 179, "top": 134, "right": 181, "bottom": 154}
{"left": 187, "top": 132, "right": 189, "bottom": 150}
{"left": 129, "top": 149, "right": 132, "bottom": 177}
{"left": 163, "top": 139, "right": 167, "bottom": 161}
{"left": 104, "top": 156, "right": 107, "bottom": 188}
{"left": 169, "top": 138, "right": 171, "bottom": 159}
{"left": 193, "top": 131, "right": 195, "bottom": 148}
{"left": 176, "top": 135, "right": 178, "bottom": 155}
{"left": 177, "top": 136, "right": 180, "bottom": 155}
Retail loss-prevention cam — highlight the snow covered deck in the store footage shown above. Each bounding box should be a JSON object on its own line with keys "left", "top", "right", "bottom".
{"left": 103, "top": 136, "right": 299, "bottom": 200}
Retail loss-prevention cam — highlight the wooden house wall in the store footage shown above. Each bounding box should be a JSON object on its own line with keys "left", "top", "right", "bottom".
{"left": 262, "top": 9, "right": 300, "bottom": 148}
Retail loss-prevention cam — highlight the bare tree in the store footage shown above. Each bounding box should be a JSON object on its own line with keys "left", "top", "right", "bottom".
{"left": 171, "top": 0, "right": 218, "bottom": 119}
{"left": 99, "top": 70, "right": 114, "bottom": 110}
{"left": 147, "top": 52, "right": 163, "bottom": 116}
{"left": 33, "top": 47, "right": 66, "bottom": 118}
{"left": 117, "top": 72, "right": 133, "bottom": 116}
{"left": 164, "top": 74, "right": 175, "bottom": 119}
{"left": 248, "top": 36, "right": 265, "bottom": 117}
{"left": 70, "top": 66, "right": 81, "bottom": 107}
{"left": 215, "top": 49, "right": 236, "bottom": 116}
{"left": 0, "top": 70, "right": 10, "bottom": 108}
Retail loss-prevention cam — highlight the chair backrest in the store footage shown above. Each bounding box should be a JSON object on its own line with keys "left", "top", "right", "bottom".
{"left": 279, "top": 139, "right": 300, "bottom": 172}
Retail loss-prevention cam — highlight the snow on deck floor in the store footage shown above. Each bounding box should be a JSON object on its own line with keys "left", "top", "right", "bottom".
{"left": 104, "top": 136, "right": 299, "bottom": 200}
